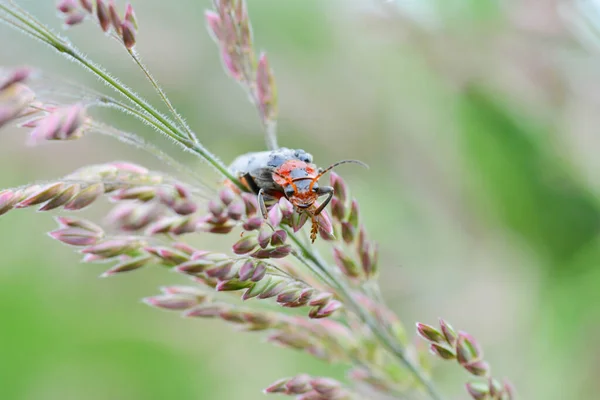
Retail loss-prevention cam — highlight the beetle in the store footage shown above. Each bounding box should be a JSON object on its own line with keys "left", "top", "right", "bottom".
{"left": 229, "top": 147, "right": 366, "bottom": 241}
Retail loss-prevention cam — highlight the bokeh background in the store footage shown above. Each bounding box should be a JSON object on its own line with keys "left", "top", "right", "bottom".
{"left": 2, "top": 0, "right": 600, "bottom": 399}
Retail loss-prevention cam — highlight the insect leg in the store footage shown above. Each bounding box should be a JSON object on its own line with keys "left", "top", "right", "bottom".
{"left": 314, "top": 186, "right": 334, "bottom": 215}
{"left": 257, "top": 188, "right": 269, "bottom": 219}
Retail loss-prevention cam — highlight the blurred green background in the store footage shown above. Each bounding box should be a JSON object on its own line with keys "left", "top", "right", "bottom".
{"left": 2, "top": 0, "right": 600, "bottom": 399}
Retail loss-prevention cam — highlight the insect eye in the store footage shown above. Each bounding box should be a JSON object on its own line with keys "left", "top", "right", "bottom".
{"left": 284, "top": 186, "right": 296, "bottom": 198}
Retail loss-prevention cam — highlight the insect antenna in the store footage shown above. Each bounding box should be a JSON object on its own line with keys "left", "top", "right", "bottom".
{"left": 311, "top": 159, "right": 368, "bottom": 185}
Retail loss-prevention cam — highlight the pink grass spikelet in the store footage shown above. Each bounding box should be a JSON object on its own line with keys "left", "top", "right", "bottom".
{"left": 309, "top": 299, "right": 342, "bottom": 319}
{"left": 220, "top": 47, "right": 242, "bottom": 81}
{"left": 241, "top": 192, "right": 258, "bottom": 216}
{"left": 340, "top": 222, "right": 355, "bottom": 243}
{"left": 143, "top": 294, "right": 201, "bottom": 310}
{"left": 174, "top": 259, "right": 213, "bottom": 275}
{"left": 216, "top": 279, "right": 253, "bottom": 291}
{"left": 16, "top": 182, "right": 65, "bottom": 208}
{"left": 465, "top": 382, "right": 488, "bottom": 400}
{"left": 502, "top": 380, "right": 516, "bottom": 400}
{"left": 0, "top": 67, "right": 31, "bottom": 91}
{"left": 429, "top": 343, "right": 456, "bottom": 360}
{"left": 440, "top": 318, "right": 458, "bottom": 347}
{"left": 316, "top": 210, "right": 334, "bottom": 241}
{"left": 183, "top": 303, "right": 228, "bottom": 318}
{"left": 285, "top": 374, "right": 312, "bottom": 394}
{"left": 237, "top": 260, "right": 256, "bottom": 281}
{"left": 463, "top": 360, "right": 491, "bottom": 377}
{"left": 96, "top": 0, "right": 111, "bottom": 32}
{"left": 257, "top": 228, "right": 271, "bottom": 248}
{"left": 488, "top": 378, "right": 503, "bottom": 398}
{"left": 218, "top": 187, "right": 235, "bottom": 205}
{"left": 416, "top": 322, "right": 445, "bottom": 343}
{"left": 256, "top": 52, "right": 277, "bottom": 123}
{"left": 64, "top": 182, "right": 104, "bottom": 210}
{"left": 145, "top": 246, "right": 189, "bottom": 265}
{"left": 57, "top": 0, "right": 77, "bottom": 14}
{"left": 330, "top": 197, "right": 345, "bottom": 221}
{"left": 100, "top": 255, "right": 151, "bottom": 276}
{"left": 249, "top": 261, "right": 266, "bottom": 281}
{"left": 456, "top": 332, "right": 483, "bottom": 365}
{"left": 204, "top": 10, "right": 221, "bottom": 42}
{"left": 329, "top": 173, "right": 347, "bottom": 204}
{"left": 56, "top": 216, "right": 103, "bottom": 233}
{"left": 0, "top": 82, "right": 36, "bottom": 128}
{"left": 0, "top": 190, "right": 18, "bottom": 216}
{"left": 347, "top": 199, "right": 359, "bottom": 228}
{"left": 112, "top": 186, "right": 157, "bottom": 202}
{"left": 242, "top": 216, "right": 262, "bottom": 231}
{"left": 38, "top": 184, "right": 79, "bottom": 211}
{"left": 107, "top": 0, "right": 122, "bottom": 34}
{"left": 124, "top": 3, "right": 138, "bottom": 29}
{"left": 121, "top": 20, "right": 136, "bottom": 49}
{"left": 270, "top": 229, "right": 287, "bottom": 246}
{"left": 79, "top": 0, "right": 93, "bottom": 13}
{"left": 27, "top": 104, "right": 88, "bottom": 144}
{"left": 50, "top": 227, "right": 101, "bottom": 246}
{"left": 232, "top": 234, "right": 258, "bottom": 254}
{"left": 250, "top": 244, "right": 292, "bottom": 259}
{"left": 205, "top": 261, "right": 236, "bottom": 280}
{"left": 225, "top": 201, "right": 243, "bottom": 220}
{"left": 333, "top": 247, "right": 361, "bottom": 279}
{"left": 81, "top": 238, "right": 142, "bottom": 258}
{"left": 64, "top": 12, "right": 86, "bottom": 26}
{"left": 278, "top": 197, "right": 294, "bottom": 219}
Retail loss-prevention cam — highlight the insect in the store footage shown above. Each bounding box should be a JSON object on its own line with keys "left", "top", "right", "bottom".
{"left": 229, "top": 147, "right": 366, "bottom": 242}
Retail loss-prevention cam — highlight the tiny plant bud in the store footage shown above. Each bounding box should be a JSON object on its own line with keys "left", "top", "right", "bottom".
{"left": 440, "top": 318, "right": 458, "bottom": 347}
{"left": 124, "top": 3, "right": 138, "bottom": 29}
{"left": 57, "top": 0, "right": 77, "bottom": 14}
{"left": 465, "top": 382, "right": 489, "bottom": 400}
{"left": 121, "top": 20, "right": 136, "bottom": 49}
{"left": 256, "top": 52, "right": 277, "bottom": 123}
{"left": 232, "top": 235, "right": 258, "bottom": 254}
{"left": 96, "top": 0, "right": 110, "bottom": 32}
{"left": 416, "top": 323, "right": 445, "bottom": 343}
{"left": 463, "top": 360, "right": 490, "bottom": 377}
{"left": 204, "top": 10, "right": 221, "bottom": 41}
{"left": 456, "top": 332, "right": 482, "bottom": 365}
{"left": 429, "top": 343, "right": 456, "bottom": 360}
{"left": 65, "top": 12, "right": 86, "bottom": 27}
{"left": 79, "top": 0, "right": 93, "bottom": 13}
{"left": 108, "top": 0, "right": 122, "bottom": 34}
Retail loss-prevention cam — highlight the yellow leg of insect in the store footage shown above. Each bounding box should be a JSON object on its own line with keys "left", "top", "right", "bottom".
{"left": 310, "top": 215, "right": 318, "bottom": 243}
